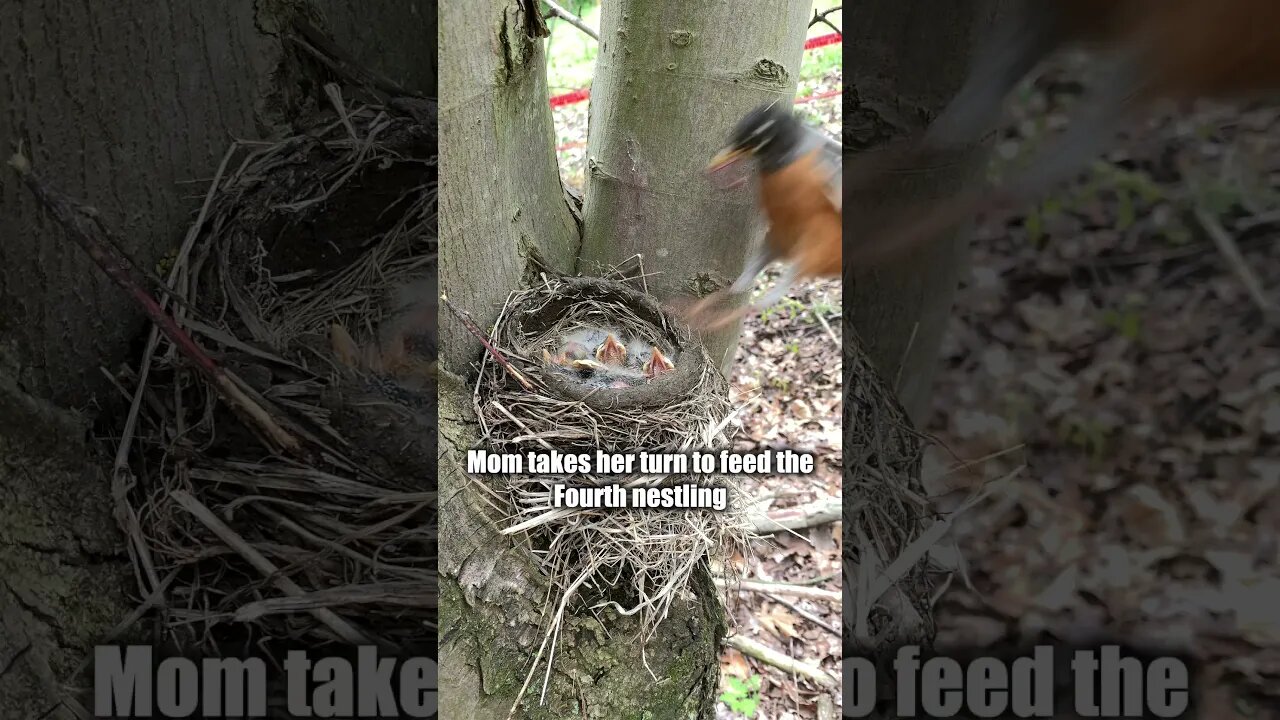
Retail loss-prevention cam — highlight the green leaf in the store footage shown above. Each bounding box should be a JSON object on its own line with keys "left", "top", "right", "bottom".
{"left": 1117, "top": 188, "right": 1135, "bottom": 230}
{"left": 1025, "top": 208, "right": 1043, "bottom": 244}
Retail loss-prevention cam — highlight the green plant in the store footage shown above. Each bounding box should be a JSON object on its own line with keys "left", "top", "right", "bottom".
{"left": 809, "top": 297, "right": 839, "bottom": 317}
{"left": 1101, "top": 308, "right": 1141, "bottom": 341}
{"left": 1057, "top": 415, "right": 1110, "bottom": 461}
{"left": 1116, "top": 186, "right": 1136, "bottom": 230}
{"left": 720, "top": 674, "right": 763, "bottom": 718}
{"left": 1024, "top": 205, "right": 1044, "bottom": 245}
{"left": 799, "top": 45, "right": 841, "bottom": 82}
{"left": 543, "top": 2, "right": 603, "bottom": 91}
{"left": 760, "top": 296, "right": 805, "bottom": 323}
{"left": 1101, "top": 297, "right": 1144, "bottom": 342}
{"left": 1198, "top": 177, "right": 1247, "bottom": 216}
{"left": 1023, "top": 196, "right": 1066, "bottom": 247}
{"left": 1161, "top": 218, "right": 1193, "bottom": 246}
{"left": 1105, "top": 164, "right": 1164, "bottom": 203}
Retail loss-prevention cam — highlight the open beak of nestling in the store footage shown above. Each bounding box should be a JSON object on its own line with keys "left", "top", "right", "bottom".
{"left": 706, "top": 147, "right": 751, "bottom": 189}
{"left": 594, "top": 334, "right": 627, "bottom": 366}
{"left": 642, "top": 346, "right": 675, "bottom": 379}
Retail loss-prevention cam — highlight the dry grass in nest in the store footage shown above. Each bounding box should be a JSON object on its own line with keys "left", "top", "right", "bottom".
{"left": 470, "top": 272, "right": 751, "bottom": 693}
{"left": 105, "top": 85, "right": 438, "bottom": 665}
{"left": 842, "top": 318, "right": 939, "bottom": 656}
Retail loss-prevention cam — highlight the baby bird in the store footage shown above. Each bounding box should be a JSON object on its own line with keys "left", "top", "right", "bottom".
{"left": 542, "top": 339, "right": 590, "bottom": 368}
{"left": 562, "top": 340, "right": 589, "bottom": 362}
{"left": 329, "top": 277, "right": 437, "bottom": 391}
{"left": 595, "top": 334, "right": 627, "bottom": 366}
{"left": 642, "top": 346, "right": 675, "bottom": 379}
{"left": 541, "top": 331, "right": 675, "bottom": 388}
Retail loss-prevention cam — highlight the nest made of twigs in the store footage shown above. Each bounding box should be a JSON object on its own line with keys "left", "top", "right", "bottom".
{"left": 111, "top": 86, "right": 438, "bottom": 664}
{"left": 472, "top": 274, "right": 751, "bottom": 643}
{"left": 843, "top": 317, "right": 938, "bottom": 656}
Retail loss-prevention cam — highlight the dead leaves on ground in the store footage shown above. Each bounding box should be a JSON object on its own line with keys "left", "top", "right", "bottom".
{"left": 930, "top": 60, "right": 1280, "bottom": 706}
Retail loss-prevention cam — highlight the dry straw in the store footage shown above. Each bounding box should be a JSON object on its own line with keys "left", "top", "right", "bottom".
{"left": 102, "top": 87, "right": 438, "bottom": 668}
{"left": 472, "top": 272, "right": 752, "bottom": 703}
{"left": 843, "top": 315, "right": 939, "bottom": 657}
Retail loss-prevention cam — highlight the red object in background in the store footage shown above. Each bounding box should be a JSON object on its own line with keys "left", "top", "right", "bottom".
{"left": 550, "top": 87, "right": 591, "bottom": 108}
{"left": 802, "top": 32, "right": 841, "bottom": 51}
{"left": 548, "top": 33, "right": 842, "bottom": 108}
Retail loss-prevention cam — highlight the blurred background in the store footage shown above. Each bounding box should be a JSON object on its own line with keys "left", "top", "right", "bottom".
{"left": 925, "top": 50, "right": 1280, "bottom": 717}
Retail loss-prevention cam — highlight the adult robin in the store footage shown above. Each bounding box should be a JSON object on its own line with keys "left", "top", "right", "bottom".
{"left": 684, "top": 103, "right": 842, "bottom": 330}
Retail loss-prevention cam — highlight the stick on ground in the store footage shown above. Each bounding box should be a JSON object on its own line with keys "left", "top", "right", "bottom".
{"left": 715, "top": 577, "right": 841, "bottom": 603}
{"left": 725, "top": 634, "right": 838, "bottom": 689}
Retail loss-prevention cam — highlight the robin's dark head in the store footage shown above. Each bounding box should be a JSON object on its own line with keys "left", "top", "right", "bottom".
{"left": 708, "top": 104, "right": 803, "bottom": 174}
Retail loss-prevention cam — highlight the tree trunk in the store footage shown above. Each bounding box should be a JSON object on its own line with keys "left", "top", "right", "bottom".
{"left": 0, "top": 371, "right": 131, "bottom": 720}
{"left": 437, "top": 1, "right": 796, "bottom": 716}
{"left": 579, "top": 0, "right": 813, "bottom": 369}
{"left": 437, "top": 0, "right": 580, "bottom": 375}
{"left": 0, "top": 3, "right": 433, "bottom": 716}
{"left": 844, "top": 0, "right": 1005, "bottom": 422}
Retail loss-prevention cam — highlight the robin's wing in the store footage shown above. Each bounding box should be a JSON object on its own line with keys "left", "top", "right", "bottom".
{"left": 801, "top": 124, "right": 843, "bottom": 212}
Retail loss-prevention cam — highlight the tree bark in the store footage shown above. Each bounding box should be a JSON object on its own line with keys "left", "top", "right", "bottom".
{"left": 437, "top": 1, "right": 783, "bottom": 716}
{"left": 0, "top": 3, "right": 434, "bottom": 716}
{"left": 579, "top": 0, "right": 813, "bottom": 369}
{"left": 0, "top": 366, "right": 131, "bottom": 720}
{"left": 438, "top": 0, "right": 580, "bottom": 375}
{"left": 844, "top": 0, "right": 1005, "bottom": 423}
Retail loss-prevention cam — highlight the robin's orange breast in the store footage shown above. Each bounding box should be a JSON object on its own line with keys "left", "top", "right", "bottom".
{"left": 1044, "top": 0, "right": 1280, "bottom": 101}
{"left": 759, "top": 149, "right": 842, "bottom": 279}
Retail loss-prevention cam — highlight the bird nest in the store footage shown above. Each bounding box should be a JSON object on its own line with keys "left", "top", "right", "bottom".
{"left": 105, "top": 87, "right": 438, "bottom": 666}
{"left": 472, "top": 275, "right": 751, "bottom": 647}
{"left": 843, "top": 318, "right": 938, "bottom": 658}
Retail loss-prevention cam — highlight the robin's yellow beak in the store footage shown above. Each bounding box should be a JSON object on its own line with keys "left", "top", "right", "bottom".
{"left": 707, "top": 146, "right": 749, "bottom": 172}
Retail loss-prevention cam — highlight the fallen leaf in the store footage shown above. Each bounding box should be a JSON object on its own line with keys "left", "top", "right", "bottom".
{"left": 1114, "top": 485, "right": 1186, "bottom": 548}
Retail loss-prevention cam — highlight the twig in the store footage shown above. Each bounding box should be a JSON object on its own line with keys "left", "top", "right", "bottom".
{"left": 1237, "top": 207, "right": 1280, "bottom": 232}
{"left": 506, "top": 571, "right": 594, "bottom": 719}
{"left": 724, "top": 634, "right": 838, "bottom": 689}
{"left": 7, "top": 150, "right": 302, "bottom": 455}
{"left": 543, "top": 0, "right": 599, "bottom": 40}
{"left": 441, "top": 292, "right": 535, "bottom": 390}
{"left": 70, "top": 568, "right": 181, "bottom": 680}
{"left": 288, "top": 17, "right": 421, "bottom": 99}
{"left": 171, "top": 490, "right": 370, "bottom": 645}
{"left": 764, "top": 593, "right": 840, "bottom": 636}
{"left": 1194, "top": 206, "right": 1277, "bottom": 320}
{"left": 234, "top": 581, "right": 437, "bottom": 621}
{"left": 814, "top": 310, "right": 840, "bottom": 346}
{"left": 114, "top": 141, "right": 234, "bottom": 568}
{"left": 748, "top": 495, "right": 841, "bottom": 534}
{"left": 808, "top": 5, "right": 842, "bottom": 36}
{"left": 714, "top": 578, "right": 840, "bottom": 603}
{"left": 862, "top": 468, "right": 1016, "bottom": 611}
